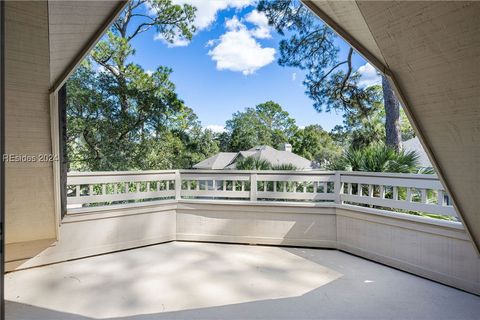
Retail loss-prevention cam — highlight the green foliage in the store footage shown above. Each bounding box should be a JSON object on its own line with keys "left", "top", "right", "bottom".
{"left": 235, "top": 157, "right": 272, "bottom": 170}
{"left": 234, "top": 157, "right": 298, "bottom": 171}
{"left": 258, "top": 0, "right": 378, "bottom": 119}
{"left": 271, "top": 163, "right": 298, "bottom": 170}
{"left": 225, "top": 101, "right": 298, "bottom": 151}
{"left": 328, "top": 143, "right": 420, "bottom": 173}
{"left": 328, "top": 85, "right": 415, "bottom": 151}
{"left": 291, "top": 125, "right": 341, "bottom": 167}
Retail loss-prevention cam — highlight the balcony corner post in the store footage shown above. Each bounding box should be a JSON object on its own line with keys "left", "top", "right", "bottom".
{"left": 250, "top": 173, "right": 258, "bottom": 202}
{"left": 334, "top": 172, "right": 342, "bottom": 204}
{"left": 175, "top": 171, "right": 182, "bottom": 201}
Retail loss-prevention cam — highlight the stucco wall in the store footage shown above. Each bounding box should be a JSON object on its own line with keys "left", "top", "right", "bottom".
{"left": 5, "top": 1, "right": 56, "bottom": 243}
{"left": 5, "top": 201, "right": 480, "bottom": 295}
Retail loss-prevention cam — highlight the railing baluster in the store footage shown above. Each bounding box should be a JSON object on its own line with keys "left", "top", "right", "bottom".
{"left": 379, "top": 185, "right": 385, "bottom": 199}
{"left": 359, "top": 184, "right": 363, "bottom": 196}
{"left": 89, "top": 185, "right": 94, "bottom": 196}
{"left": 393, "top": 186, "right": 398, "bottom": 200}
{"left": 76, "top": 185, "right": 80, "bottom": 197}
{"left": 102, "top": 184, "right": 106, "bottom": 195}
{"left": 146, "top": 182, "right": 150, "bottom": 192}
{"left": 421, "top": 189, "right": 427, "bottom": 203}
{"left": 242, "top": 181, "right": 245, "bottom": 192}
{"left": 406, "top": 188, "right": 412, "bottom": 202}
{"left": 368, "top": 184, "right": 373, "bottom": 197}
{"left": 438, "top": 190, "right": 444, "bottom": 206}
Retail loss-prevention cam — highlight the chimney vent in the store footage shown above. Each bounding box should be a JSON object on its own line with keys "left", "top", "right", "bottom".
{"left": 281, "top": 143, "right": 292, "bottom": 152}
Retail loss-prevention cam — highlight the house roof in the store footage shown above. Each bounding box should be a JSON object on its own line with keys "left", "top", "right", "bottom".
{"left": 194, "top": 146, "right": 316, "bottom": 170}
{"left": 403, "top": 137, "right": 432, "bottom": 168}
{"left": 192, "top": 152, "right": 238, "bottom": 170}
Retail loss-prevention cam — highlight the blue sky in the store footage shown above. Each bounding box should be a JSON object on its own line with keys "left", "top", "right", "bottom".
{"left": 129, "top": 0, "right": 381, "bottom": 132}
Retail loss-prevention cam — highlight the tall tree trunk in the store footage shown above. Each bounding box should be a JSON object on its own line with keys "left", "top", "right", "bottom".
{"left": 382, "top": 76, "right": 401, "bottom": 151}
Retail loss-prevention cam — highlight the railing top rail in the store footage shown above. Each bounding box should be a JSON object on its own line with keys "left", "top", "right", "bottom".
{"left": 68, "top": 169, "right": 337, "bottom": 177}
{"left": 67, "top": 170, "right": 438, "bottom": 179}
{"left": 178, "top": 169, "right": 336, "bottom": 175}
{"left": 337, "top": 171, "right": 439, "bottom": 180}
{"left": 68, "top": 170, "right": 178, "bottom": 177}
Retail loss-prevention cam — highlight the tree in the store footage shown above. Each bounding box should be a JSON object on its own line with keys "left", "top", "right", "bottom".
{"left": 258, "top": 0, "right": 402, "bottom": 150}
{"left": 328, "top": 84, "right": 415, "bottom": 150}
{"left": 382, "top": 76, "right": 401, "bottom": 150}
{"left": 66, "top": 0, "right": 221, "bottom": 170}
{"left": 225, "top": 101, "right": 298, "bottom": 151}
{"left": 291, "top": 125, "right": 341, "bottom": 167}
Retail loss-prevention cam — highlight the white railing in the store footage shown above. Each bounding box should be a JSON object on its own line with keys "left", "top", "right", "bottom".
{"left": 67, "top": 171, "right": 177, "bottom": 205}
{"left": 67, "top": 170, "right": 457, "bottom": 219}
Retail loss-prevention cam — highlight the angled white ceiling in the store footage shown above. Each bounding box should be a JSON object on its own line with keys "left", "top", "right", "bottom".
{"left": 48, "top": 0, "right": 126, "bottom": 91}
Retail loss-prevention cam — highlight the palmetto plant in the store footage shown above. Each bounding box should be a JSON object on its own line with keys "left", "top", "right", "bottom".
{"left": 271, "top": 163, "right": 298, "bottom": 170}
{"left": 235, "top": 156, "right": 272, "bottom": 170}
{"left": 329, "top": 142, "right": 420, "bottom": 173}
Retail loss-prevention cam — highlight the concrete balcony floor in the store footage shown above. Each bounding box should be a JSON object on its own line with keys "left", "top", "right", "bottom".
{"left": 5, "top": 242, "right": 480, "bottom": 320}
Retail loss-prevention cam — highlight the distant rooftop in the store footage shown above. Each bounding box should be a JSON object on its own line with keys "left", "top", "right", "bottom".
{"left": 193, "top": 145, "right": 317, "bottom": 170}
{"left": 403, "top": 137, "right": 432, "bottom": 168}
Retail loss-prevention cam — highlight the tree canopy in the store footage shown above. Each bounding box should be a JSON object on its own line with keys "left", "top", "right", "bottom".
{"left": 258, "top": 0, "right": 403, "bottom": 150}
{"left": 67, "top": 0, "right": 219, "bottom": 171}
{"left": 224, "top": 101, "right": 298, "bottom": 152}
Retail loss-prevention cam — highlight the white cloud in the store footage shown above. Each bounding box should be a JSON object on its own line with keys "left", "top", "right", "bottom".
{"left": 244, "top": 10, "right": 272, "bottom": 39}
{"left": 208, "top": 15, "right": 276, "bottom": 75}
{"left": 205, "top": 124, "right": 226, "bottom": 133}
{"left": 186, "top": 0, "right": 254, "bottom": 30}
{"left": 154, "top": 34, "right": 191, "bottom": 47}
{"left": 292, "top": 72, "right": 296, "bottom": 81}
{"left": 153, "top": 0, "right": 255, "bottom": 46}
{"left": 145, "top": 69, "right": 154, "bottom": 76}
{"left": 357, "top": 63, "right": 382, "bottom": 88}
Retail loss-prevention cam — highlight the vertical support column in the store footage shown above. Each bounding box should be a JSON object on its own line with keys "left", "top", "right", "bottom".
{"left": 334, "top": 172, "right": 342, "bottom": 204}
{"left": 250, "top": 173, "right": 257, "bottom": 202}
{"left": 0, "top": 3, "right": 4, "bottom": 313}
{"left": 175, "top": 171, "right": 181, "bottom": 200}
{"left": 50, "top": 92, "right": 61, "bottom": 234}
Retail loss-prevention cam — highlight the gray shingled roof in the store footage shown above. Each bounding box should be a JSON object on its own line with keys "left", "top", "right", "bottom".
{"left": 403, "top": 137, "right": 432, "bottom": 168}
{"left": 193, "top": 146, "right": 316, "bottom": 170}
{"left": 192, "top": 152, "right": 238, "bottom": 169}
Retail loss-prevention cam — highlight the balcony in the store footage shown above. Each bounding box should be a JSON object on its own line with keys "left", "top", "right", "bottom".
{"left": 5, "top": 170, "right": 480, "bottom": 319}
